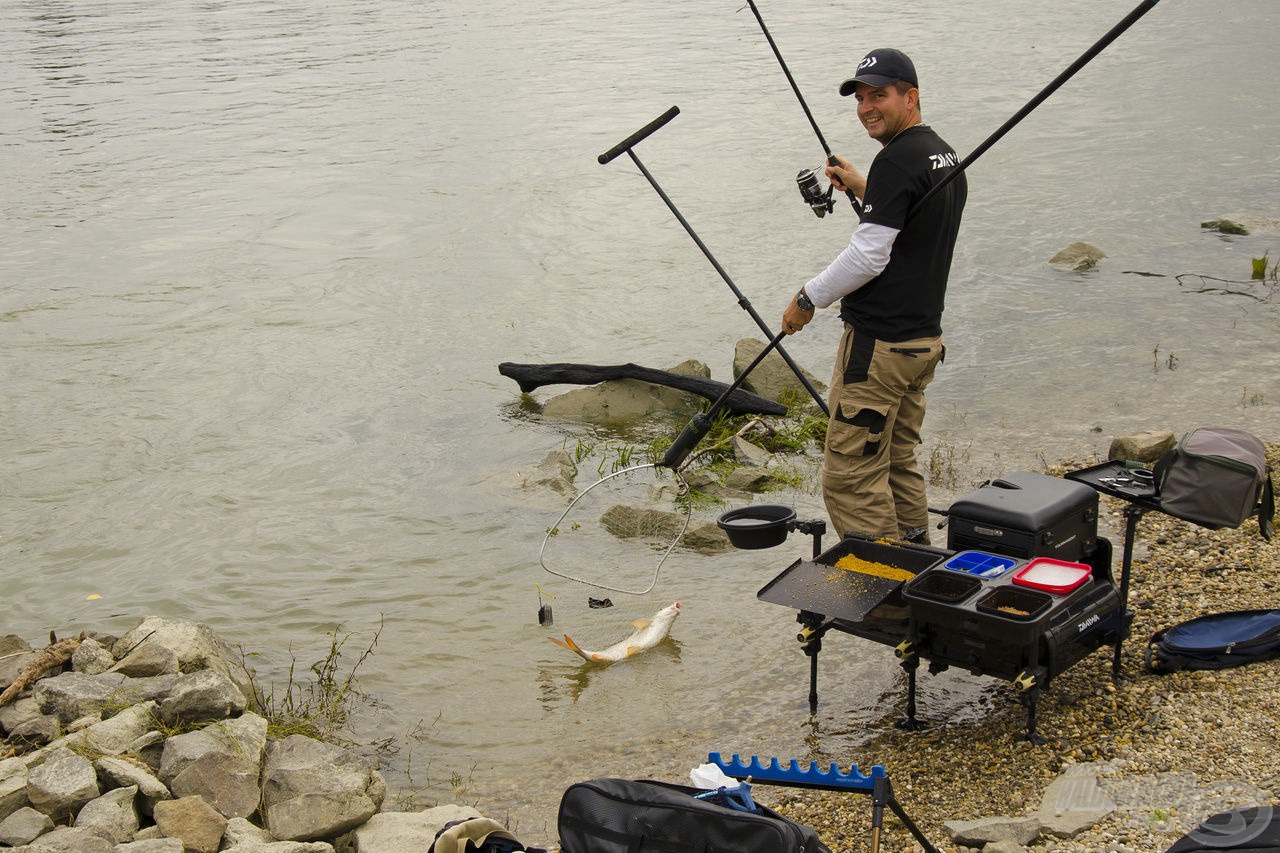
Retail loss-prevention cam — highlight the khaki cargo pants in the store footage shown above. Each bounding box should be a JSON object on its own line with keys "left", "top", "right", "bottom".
{"left": 822, "top": 324, "right": 944, "bottom": 542}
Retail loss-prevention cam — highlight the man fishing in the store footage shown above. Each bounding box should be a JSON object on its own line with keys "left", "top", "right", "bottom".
{"left": 781, "top": 48, "right": 966, "bottom": 545}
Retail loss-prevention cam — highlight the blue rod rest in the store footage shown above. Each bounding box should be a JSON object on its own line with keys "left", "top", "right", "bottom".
{"left": 708, "top": 752, "right": 886, "bottom": 792}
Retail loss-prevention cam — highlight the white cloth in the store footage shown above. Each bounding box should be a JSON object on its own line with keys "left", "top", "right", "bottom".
{"left": 803, "top": 222, "right": 900, "bottom": 308}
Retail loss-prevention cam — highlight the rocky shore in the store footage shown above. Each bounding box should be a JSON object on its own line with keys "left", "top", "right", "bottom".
{"left": 775, "top": 443, "right": 1280, "bottom": 852}
{"left": 0, "top": 617, "right": 518, "bottom": 852}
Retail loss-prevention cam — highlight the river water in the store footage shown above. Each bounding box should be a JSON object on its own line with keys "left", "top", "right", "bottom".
{"left": 3, "top": 0, "right": 1278, "bottom": 842}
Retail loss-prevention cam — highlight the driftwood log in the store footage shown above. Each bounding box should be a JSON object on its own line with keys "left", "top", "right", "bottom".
{"left": 0, "top": 635, "right": 83, "bottom": 708}
{"left": 498, "top": 362, "right": 787, "bottom": 417}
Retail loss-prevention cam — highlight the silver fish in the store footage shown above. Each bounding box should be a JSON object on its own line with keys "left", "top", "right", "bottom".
{"left": 549, "top": 601, "right": 681, "bottom": 664}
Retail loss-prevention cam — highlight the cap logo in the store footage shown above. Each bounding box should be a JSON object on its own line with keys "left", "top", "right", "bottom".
{"left": 858, "top": 56, "right": 878, "bottom": 71}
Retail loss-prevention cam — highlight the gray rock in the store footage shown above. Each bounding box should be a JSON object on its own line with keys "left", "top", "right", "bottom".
{"left": 157, "top": 668, "right": 246, "bottom": 727}
{"left": 127, "top": 731, "right": 167, "bottom": 772}
{"left": 541, "top": 364, "right": 709, "bottom": 423}
{"left": 943, "top": 815, "right": 1041, "bottom": 846}
{"left": 133, "top": 824, "right": 165, "bottom": 841}
{"left": 1035, "top": 764, "right": 1117, "bottom": 838}
{"left": 1049, "top": 242, "right": 1107, "bottom": 271}
{"left": 0, "top": 806, "right": 54, "bottom": 846}
{"left": 723, "top": 467, "right": 773, "bottom": 493}
{"left": 23, "top": 825, "right": 114, "bottom": 852}
{"left": 680, "top": 519, "right": 732, "bottom": 554}
{"left": 111, "top": 617, "right": 255, "bottom": 705}
{"left": 33, "top": 672, "right": 139, "bottom": 725}
{"left": 159, "top": 713, "right": 267, "bottom": 819}
{"left": 522, "top": 450, "right": 578, "bottom": 497}
{"left": 7, "top": 714, "right": 61, "bottom": 748}
{"left": 261, "top": 735, "right": 384, "bottom": 842}
{"left": 152, "top": 796, "right": 227, "bottom": 853}
{"left": 984, "top": 842, "right": 1028, "bottom": 853}
{"left": 0, "top": 696, "right": 44, "bottom": 737}
{"left": 1201, "top": 217, "right": 1249, "bottom": 235}
{"left": 114, "top": 840, "right": 185, "bottom": 852}
{"left": 95, "top": 756, "right": 171, "bottom": 817}
{"left": 53, "top": 701, "right": 160, "bottom": 756}
{"left": 730, "top": 436, "right": 773, "bottom": 468}
{"left": 71, "top": 639, "right": 115, "bottom": 676}
{"left": 223, "top": 817, "right": 275, "bottom": 846}
{"left": 350, "top": 805, "right": 484, "bottom": 852}
{"left": 26, "top": 747, "right": 100, "bottom": 822}
{"left": 733, "top": 338, "right": 824, "bottom": 405}
{"left": 74, "top": 785, "right": 139, "bottom": 844}
{"left": 110, "top": 643, "right": 180, "bottom": 678}
{"left": 1108, "top": 429, "right": 1176, "bottom": 463}
{"left": 69, "top": 712, "right": 104, "bottom": 732}
{"left": 1, "top": 757, "right": 31, "bottom": 820}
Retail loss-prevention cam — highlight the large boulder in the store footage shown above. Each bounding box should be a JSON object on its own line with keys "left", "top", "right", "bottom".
{"left": 157, "top": 668, "right": 246, "bottom": 727}
{"left": 70, "top": 638, "right": 115, "bottom": 676}
{"left": 0, "top": 757, "right": 30, "bottom": 821}
{"left": 21, "top": 825, "right": 114, "bottom": 852}
{"left": 159, "top": 713, "right": 268, "bottom": 819}
{"left": 112, "top": 617, "right": 256, "bottom": 704}
{"left": 54, "top": 701, "right": 159, "bottom": 756}
{"left": 33, "top": 672, "right": 141, "bottom": 725}
{"left": 261, "top": 735, "right": 386, "bottom": 841}
{"left": 25, "top": 748, "right": 100, "bottom": 822}
{"left": 732, "top": 338, "right": 824, "bottom": 406}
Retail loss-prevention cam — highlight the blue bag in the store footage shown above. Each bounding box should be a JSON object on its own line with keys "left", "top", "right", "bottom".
{"left": 1146, "top": 610, "right": 1280, "bottom": 673}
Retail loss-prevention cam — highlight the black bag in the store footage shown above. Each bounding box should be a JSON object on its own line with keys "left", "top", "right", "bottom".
{"left": 1153, "top": 427, "right": 1275, "bottom": 540}
{"left": 558, "top": 778, "right": 831, "bottom": 853}
{"left": 1164, "top": 806, "right": 1280, "bottom": 852}
{"left": 1146, "top": 610, "right": 1280, "bottom": 673}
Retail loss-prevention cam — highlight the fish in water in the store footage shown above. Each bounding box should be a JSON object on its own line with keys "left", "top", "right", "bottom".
{"left": 549, "top": 601, "right": 681, "bottom": 664}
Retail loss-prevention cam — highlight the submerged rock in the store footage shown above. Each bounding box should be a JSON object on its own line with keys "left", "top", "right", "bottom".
{"left": 541, "top": 360, "right": 711, "bottom": 424}
{"left": 1049, "top": 242, "right": 1107, "bottom": 271}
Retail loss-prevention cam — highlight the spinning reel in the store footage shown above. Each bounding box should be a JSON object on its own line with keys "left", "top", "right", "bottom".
{"left": 796, "top": 167, "right": 835, "bottom": 218}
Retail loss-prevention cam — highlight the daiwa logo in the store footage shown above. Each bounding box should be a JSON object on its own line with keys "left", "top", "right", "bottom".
{"left": 862, "top": 203, "right": 873, "bottom": 214}
{"left": 1077, "top": 614, "right": 1102, "bottom": 634}
{"left": 858, "top": 56, "right": 878, "bottom": 71}
{"left": 929, "top": 153, "right": 959, "bottom": 170}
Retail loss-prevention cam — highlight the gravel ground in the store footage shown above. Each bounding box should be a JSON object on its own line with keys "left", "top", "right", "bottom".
{"left": 775, "top": 444, "right": 1280, "bottom": 853}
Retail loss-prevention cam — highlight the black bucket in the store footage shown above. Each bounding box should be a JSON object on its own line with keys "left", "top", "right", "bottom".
{"left": 717, "top": 504, "right": 797, "bottom": 549}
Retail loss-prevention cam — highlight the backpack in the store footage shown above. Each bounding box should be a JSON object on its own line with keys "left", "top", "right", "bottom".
{"left": 1153, "top": 427, "right": 1275, "bottom": 540}
{"left": 1146, "top": 610, "right": 1280, "bottom": 673}
{"left": 558, "top": 778, "right": 831, "bottom": 853}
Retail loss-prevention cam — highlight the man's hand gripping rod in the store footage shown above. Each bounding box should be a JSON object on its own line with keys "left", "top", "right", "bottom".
{"left": 599, "top": 107, "right": 830, "bottom": 417}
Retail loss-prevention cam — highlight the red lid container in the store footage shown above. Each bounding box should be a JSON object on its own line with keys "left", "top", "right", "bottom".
{"left": 1011, "top": 558, "right": 1091, "bottom": 594}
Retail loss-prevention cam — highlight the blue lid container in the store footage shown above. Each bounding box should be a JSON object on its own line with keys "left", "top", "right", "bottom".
{"left": 943, "top": 550, "right": 1017, "bottom": 578}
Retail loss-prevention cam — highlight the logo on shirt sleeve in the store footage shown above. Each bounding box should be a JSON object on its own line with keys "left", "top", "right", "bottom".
{"left": 928, "top": 152, "right": 959, "bottom": 170}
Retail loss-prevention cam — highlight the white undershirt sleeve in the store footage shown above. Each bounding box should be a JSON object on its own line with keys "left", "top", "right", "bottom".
{"left": 802, "top": 222, "right": 900, "bottom": 309}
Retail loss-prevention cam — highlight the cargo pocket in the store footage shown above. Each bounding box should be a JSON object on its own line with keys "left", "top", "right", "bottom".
{"left": 827, "top": 403, "right": 889, "bottom": 457}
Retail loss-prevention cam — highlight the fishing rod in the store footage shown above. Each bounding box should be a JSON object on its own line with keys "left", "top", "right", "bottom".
{"left": 744, "top": 0, "right": 863, "bottom": 219}
{"left": 910, "top": 0, "right": 1164, "bottom": 218}
{"left": 598, "top": 107, "right": 830, "bottom": 416}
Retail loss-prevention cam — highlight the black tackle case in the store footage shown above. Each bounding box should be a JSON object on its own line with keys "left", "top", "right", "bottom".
{"left": 558, "top": 778, "right": 831, "bottom": 853}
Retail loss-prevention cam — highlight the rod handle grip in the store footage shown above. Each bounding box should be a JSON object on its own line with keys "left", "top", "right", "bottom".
{"left": 598, "top": 106, "right": 681, "bottom": 164}
{"left": 662, "top": 413, "right": 711, "bottom": 469}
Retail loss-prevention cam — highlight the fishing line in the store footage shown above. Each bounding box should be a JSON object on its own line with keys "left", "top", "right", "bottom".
{"left": 540, "top": 333, "right": 789, "bottom": 595}
{"left": 909, "top": 0, "right": 1165, "bottom": 219}
{"left": 743, "top": 0, "right": 863, "bottom": 217}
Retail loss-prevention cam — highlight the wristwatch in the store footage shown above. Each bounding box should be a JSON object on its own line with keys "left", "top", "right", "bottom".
{"left": 796, "top": 288, "right": 815, "bottom": 312}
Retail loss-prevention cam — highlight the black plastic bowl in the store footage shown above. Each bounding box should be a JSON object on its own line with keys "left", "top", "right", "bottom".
{"left": 717, "top": 504, "right": 797, "bottom": 549}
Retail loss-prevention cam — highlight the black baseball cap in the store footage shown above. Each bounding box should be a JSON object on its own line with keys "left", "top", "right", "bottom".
{"left": 839, "top": 48, "right": 918, "bottom": 96}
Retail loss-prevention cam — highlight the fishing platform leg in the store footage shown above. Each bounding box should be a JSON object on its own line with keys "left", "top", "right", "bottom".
{"left": 1112, "top": 503, "right": 1146, "bottom": 680}
{"left": 797, "top": 613, "right": 829, "bottom": 713}
{"left": 895, "top": 640, "right": 923, "bottom": 730}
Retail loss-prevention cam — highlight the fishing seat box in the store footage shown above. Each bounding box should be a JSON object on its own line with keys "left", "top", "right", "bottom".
{"left": 946, "top": 472, "right": 1099, "bottom": 564}
{"left": 903, "top": 567, "right": 1124, "bottom": 681}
